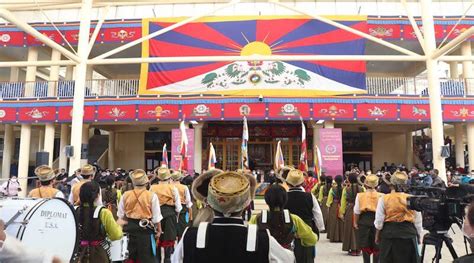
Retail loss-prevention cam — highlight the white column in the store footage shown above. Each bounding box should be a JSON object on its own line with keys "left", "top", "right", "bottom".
{"left": 2, "top": 124, "right": 14, "bottom": 179}
{"left": 44, "top": 123, "right": 55, "bottom": 166}
{"left": 65, "top": 65, "right": 74, "bottom": 80}
{"left": 25, "top": 47, "right": 38, "bottom": 97}
{"left": 468, "top": 124, "right": 474, "bottom": 172}
{"left": 421, "top": 0, "right": 446, "bottom": 181}
{"left": 324, "top": 120, "right": 335, "bottom": 129}
{"left": 48, "top": 49, "right": 61, "bottom": 97}
{"left": 80, "top": 124, "right": 90, "bottom": 166}
{"left": 18, "top": 124, "right": 31, "bottom": 197}
{"left": 454, "top": 123, "right": 465, "bottom": 168}
{"left": 462, "top": 42, "right": 473, "bottom": 94}
{"left": 406, "top": 131, "right": 414, "bottom": 168}
{"left": 59, "top": 124, "right": 69, "bottom": 170}
{"left": 194, "top": 123, "right": 204, "bottom": 174}
{"left": 108, "top": 130, "right": 115, "bottom": 170}
{"left": 450, "top": 62, "right": 459, "bottom": 79}
{"left": 9, "top": 67, "right": 19, "bottom": 82}
{"left": 69, "top": 0, "right": 93, "bottom": 175}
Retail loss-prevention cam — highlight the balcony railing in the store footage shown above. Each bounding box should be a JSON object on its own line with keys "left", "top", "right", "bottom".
{"left": 0, "top": 77, "right": 472, "bottom": 99}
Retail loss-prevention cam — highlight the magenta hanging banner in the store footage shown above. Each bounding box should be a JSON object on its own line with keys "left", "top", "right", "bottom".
{"left": 171, "top": 128, "right": 195, "bottom": 173}
{"left": 319, "top": 128, "right": 343, "bottom": 177}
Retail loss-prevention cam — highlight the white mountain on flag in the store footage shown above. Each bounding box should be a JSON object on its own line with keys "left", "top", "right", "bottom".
{"left": 150, "top": 61, "right": 364, "bottom": 95}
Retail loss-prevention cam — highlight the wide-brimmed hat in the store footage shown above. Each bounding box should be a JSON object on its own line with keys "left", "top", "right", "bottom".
{"left": 154, "top": 167, "right": 172, "bottom": 181}
{"left": 171, "top": 169, "right": 184, "bottom": 181}
{"left": 130, "top": 169, "right": 149, "bottom": 186}
{"left": 276, "top": 165, "right": 294, "bottom": 181}
{"left": 286, "top": 169, "right": 304, "bottom": 186}
{"left": 391, "top": 170, "right": 409, "bottom": 185}
{"left": 207, "top": 171, "right": 256, "bottom": 217}
{"left": 381, "top": 172, "right": 392, "bottom": 185}
{"left": 81, "top": 164, "right": 96, "bottom": 176}
{"left": 365, "top": 175, "right": 379, "bottom": 188}
{"left": 192, "top": 169, "right": 224, "bottom": 202}
{"left": 34, "top": 165, "right": 56, "bottom": 182}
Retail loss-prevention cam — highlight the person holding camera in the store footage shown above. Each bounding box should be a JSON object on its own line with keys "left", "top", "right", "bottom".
{"left": 455, "top": 203, "right": 474, "bottom": 262}
{"left": 374, "top": 171, "right": 423, "bottom": 263}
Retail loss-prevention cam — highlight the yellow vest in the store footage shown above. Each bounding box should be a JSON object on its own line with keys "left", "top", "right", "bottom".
{"left": 383, "top": 192, "right": 415, "bottom": 223}
{"left": 123, "top": 188, "right": 154, "bottom": 220}
{"left": 29, "top": 187, "right": 59, "bottom": 198}
{"left": 358, "top": 191, "right": 381, "bottom": 213}
{"left": 150, "top": 183, "right": 175, "bottom": 206}
{"left": 72, "top": 180, "right": 88, "bottom": 205}
{"left": 174, "top": 183, "right": 187, "bottom": 205}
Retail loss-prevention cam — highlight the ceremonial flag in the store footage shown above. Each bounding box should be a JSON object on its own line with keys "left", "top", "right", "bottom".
{"left": 208, "top": 142, "right": 217, "bottom": 170}
{"left": 179, "top": 119, "right": 188, "bottom": 172}
{"left": 241, "top": 116, "right": 249, "bottom": 170}
{"left": 274, "top": 140, "right": 285, "bottom": 170}
{"left": 162, "top": 143, "right": 168, "bottom": 168}
{"left": 299, "top": 120, "right": 308, "bottom": 171}
{"left": 314, "top": 144, "right": 323, "bottom": 179}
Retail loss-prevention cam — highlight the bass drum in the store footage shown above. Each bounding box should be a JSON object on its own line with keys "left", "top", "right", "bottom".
{"left": 0, "top": 198, "right": 78, "bottom": 262}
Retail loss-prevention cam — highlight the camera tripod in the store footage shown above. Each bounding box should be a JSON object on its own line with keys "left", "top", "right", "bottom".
{"left": 420, "top": 232, "right": 458, "bottom": 263}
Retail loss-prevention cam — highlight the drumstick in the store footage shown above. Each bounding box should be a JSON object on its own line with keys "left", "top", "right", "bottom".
{"left": 4, "top": 205, "right": 28, "bottom": 229}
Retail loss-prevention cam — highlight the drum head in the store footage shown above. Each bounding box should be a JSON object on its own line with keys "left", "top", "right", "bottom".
{"left": 18, "top": 198, "right": 78, "bottom": 261}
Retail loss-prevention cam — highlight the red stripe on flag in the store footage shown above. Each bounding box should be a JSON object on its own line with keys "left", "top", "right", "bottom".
{"left": 256, "top": 19, "right": 310, "bottom": 45}
{"left": 154, "top": 22, "right": 243, "bottom": 49}
{"left": 149, "top": 39, "right": 239, "bottom": 57}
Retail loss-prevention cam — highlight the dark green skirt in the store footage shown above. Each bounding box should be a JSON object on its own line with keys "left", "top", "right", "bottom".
{"left": 294, "top": 238, "right": 314, "bottom": 263}
{"left": 379, "top": 222, "right": 420, "bottom": 263}
{"left": 75, "top": 244, "right": 109, "bottom": 263}
{"left": 123, "top": 219, "right": 157, "bottom": 263}
{"left": 160, "top": 205, "right": 178, "bottom": 242}
{"left": 357, "top": 212, "right": 378, "bottom": 249}
{"left": 176, "top": 209, "right": 188, "bottom": 238}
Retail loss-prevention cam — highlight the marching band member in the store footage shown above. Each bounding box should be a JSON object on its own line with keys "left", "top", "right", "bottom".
{"left": 374, "top": 171, "right": 423, "bottom": 263}
{"left": 28, "top": 165, "right": 64, "bottom": 199}
{"left": 354, "top": 174, "right": 383, "bottom": 263}
{"left": 311, "top": 174, "right": 326, "bottom": 199}
{"left": 190, "top": 168, "right": 224, "bottom": 226}
{"left": 340, "top": 173, "right": 364, "bottom": 255}
{"left": 285, "top": 169, "right": 324, "bottom": 263}
{"left": 250, "top": 184, "right": 317, "bottom": 250}
{"left": 117, "top": 169, "right": 163, "bottom": 263}
{"left": 317, "top": 176, "right": 332, "bottom": 231}
{"left": 69, "top": 164, "right": 98, "bottom": 205}
{"left": 172, "top": 171, "right": 294, "bottom": 263}
{"left": 327, "top": 175, "right": 344, "bottom": 243}
{"left": 170, "top": 170, "right": 193, "bottom": 240}
{"left": 149, "top": 167, "right": 182, "bottom": 263}
{"left": 76, "top": 181, "right": 122, "bottom": 263}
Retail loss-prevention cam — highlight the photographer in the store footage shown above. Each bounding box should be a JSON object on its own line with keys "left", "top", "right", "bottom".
{"left": 374, "top": 171, "right": 423, "bottom": 263}
{"left": 430, "top": 169, "right": 447, "bottom": 188}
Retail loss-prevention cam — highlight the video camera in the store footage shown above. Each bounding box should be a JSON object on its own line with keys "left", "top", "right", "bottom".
{"left": 407, "top": 185, "right": 474, "bottom": 233}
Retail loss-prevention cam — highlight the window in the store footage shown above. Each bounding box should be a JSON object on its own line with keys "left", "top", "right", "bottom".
{"left": 145, "top": 132, "right": 171, "bottom": 151}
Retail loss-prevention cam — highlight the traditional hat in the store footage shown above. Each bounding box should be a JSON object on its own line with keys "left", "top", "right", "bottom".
{"left": 34, "top": 165, "right": 56, "bottom": 182}
{"left": 130, "top": 169, "right": 149, "bottom": 186}
{"left": 390, "top": 170, "right": 409, "bottom": 185}
{"left": 286, "top": 169, "right": 304, "bottom": 186}
{"left": 276, "top": 165, "right": 294, "bottom": 181}
{"left": 171, "top": 169, "right": 184, "bottom": 181}
{"left": 192, "top": 169, "right": 224, "bottom": 202}
{"left": 207, "top": 171, "right": 256, "bottom": 217}
{"left": 365, "top": 175, "right": 379, "bottom": 188}
{"left": 80, "top": 164, "right": 96, "bottom": 176}
{"left": 154, "top": 167, "right": 172, "bottom": 181}
{"left": 381, "top": 172, "right": 392, "bottom": 185}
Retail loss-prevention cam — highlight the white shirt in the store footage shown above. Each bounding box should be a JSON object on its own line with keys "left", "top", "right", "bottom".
{"left": 353, "top": 191, "right": 384, "bottom": 215}
{"left": 172, "top": 186, "right": 183, "bottom": 213}
{"left": 171, "top": 229, "right": 295, "bottom": 263}
{"left": 0, "top": 180, "right": 20, "bottom": 197}
{"left": 67, "top": 180, "right": 103, "bottom": 206}
{"left": 183, "top": 187, "right": 193, "bottom": 209}
{"left": 117, "top": 192, "right": 163, "bottom": 224}
{"left": 0, "top": 235, "right": 54, "bottom": 263}
{"left": 374, "top": 196, "right": 423, "bottom": 236}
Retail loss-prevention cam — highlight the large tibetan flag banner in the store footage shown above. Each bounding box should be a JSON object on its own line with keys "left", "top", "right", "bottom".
{"left": 140, "top": 16, "right": 368, "bottom": 96}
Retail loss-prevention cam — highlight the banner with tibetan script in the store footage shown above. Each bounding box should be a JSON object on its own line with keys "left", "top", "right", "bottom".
{"left": 171, "top": 128, "right": 194, "bottom": 173}
{"left": 140, "top": 16, "right": 368, "bottom": 96}
{"left": 319, "top": 128, "right": 343, "bottom": 177}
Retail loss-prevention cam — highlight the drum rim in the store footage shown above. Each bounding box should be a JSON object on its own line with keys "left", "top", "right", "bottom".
{"left": 17, "top": 199, "right": 47, "bottom": 240}
{"left": 15, "top": 197, "right": 79, "bottom": 262}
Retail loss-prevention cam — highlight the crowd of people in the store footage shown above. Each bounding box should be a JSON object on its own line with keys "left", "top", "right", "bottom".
{"left": 1, "top": 161, "right": 474, "bottom": 263}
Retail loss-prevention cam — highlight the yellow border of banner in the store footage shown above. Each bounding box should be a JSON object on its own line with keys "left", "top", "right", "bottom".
{"left": 139, "top": 15, "right": 368, "bottom": 96}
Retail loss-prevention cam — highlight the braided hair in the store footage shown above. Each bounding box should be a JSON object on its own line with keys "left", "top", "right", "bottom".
{"left": 79, "top": 181, "right": 101, "bottom": 240}
{"left": 324, "top": 177, "right": 333, "bottom": 196}
{"left": 334, "top": 175, "right": 344, "bottom": 200}
{"left": 348, "top": 173, "right": 360, "bottom": 201}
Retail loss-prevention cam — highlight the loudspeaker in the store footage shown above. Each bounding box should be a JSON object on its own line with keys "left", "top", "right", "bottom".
{"left": 36, "top": 151, "right": 49, "bottom": 166}
{"left": 65, "top": 146, "right": 74, "bottom": 158}
{"left": 441, "top": 145, "right": 450, "bottom": 158}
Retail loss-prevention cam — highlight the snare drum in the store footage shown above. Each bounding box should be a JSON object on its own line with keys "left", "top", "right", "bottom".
{"left": 109, "top": 234, "right": 129, "bottom": 261}
{"left": 0, "top": 198, "right": 78, "bottom": 261}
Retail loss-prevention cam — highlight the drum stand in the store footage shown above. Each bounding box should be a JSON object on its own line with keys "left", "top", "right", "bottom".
{"left": 420, "top": 232, "right": 458, "bottom": 263}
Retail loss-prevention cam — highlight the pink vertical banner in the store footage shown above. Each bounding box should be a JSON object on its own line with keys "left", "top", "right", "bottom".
{"left": 171, "top": 129, "right": 194, "bottom": 173}
{"left": 319, "top": 128, "right": 343, "bottom": 177}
